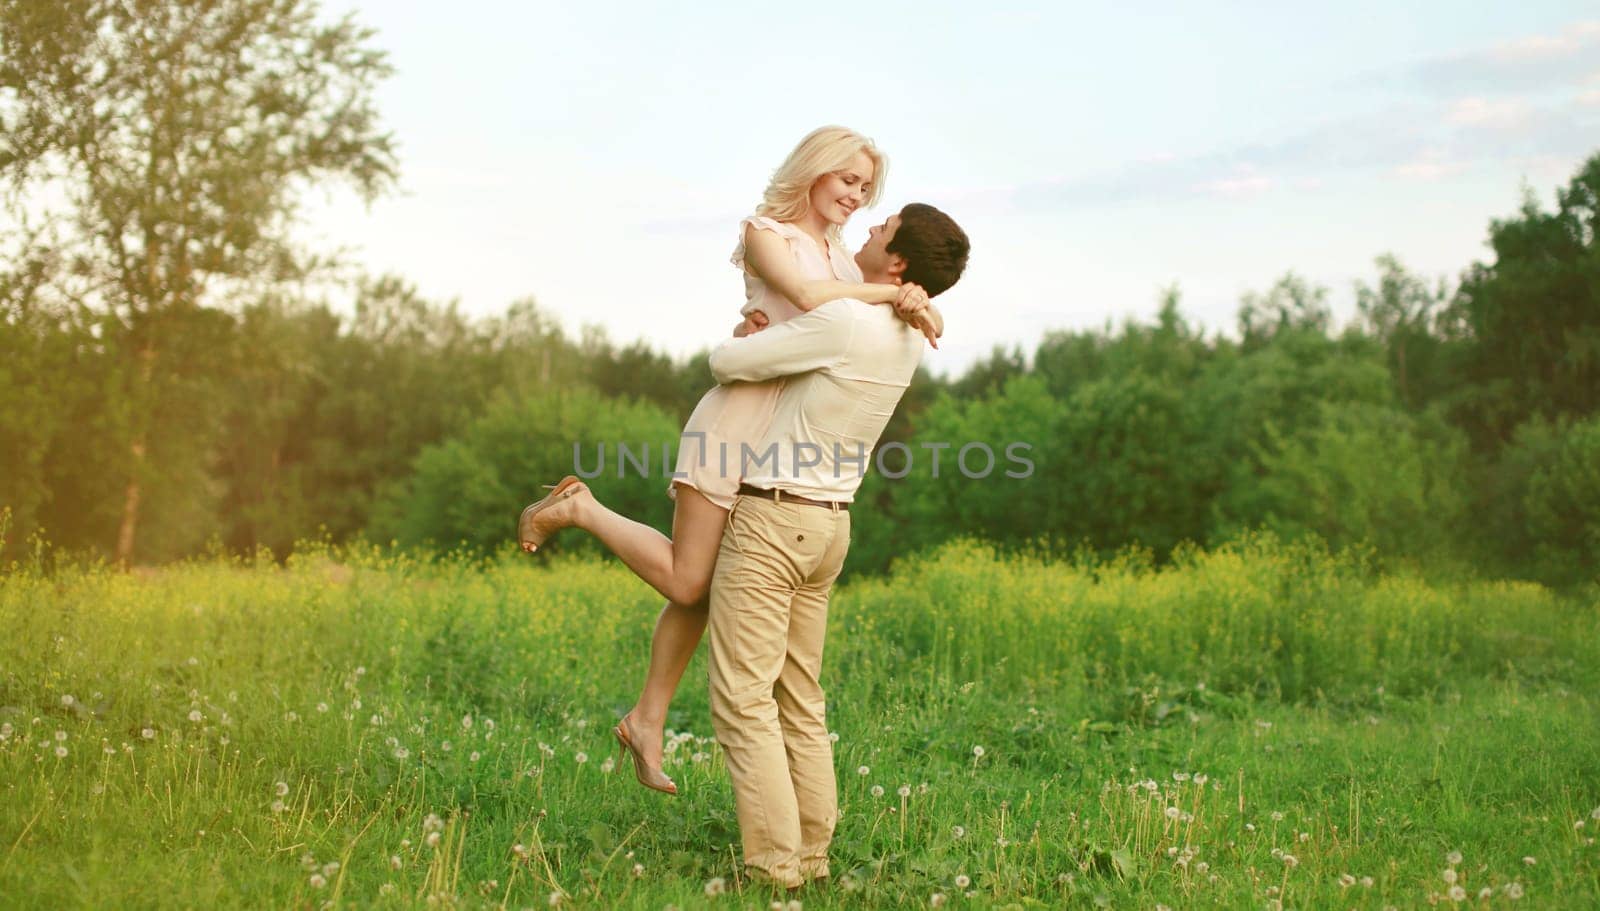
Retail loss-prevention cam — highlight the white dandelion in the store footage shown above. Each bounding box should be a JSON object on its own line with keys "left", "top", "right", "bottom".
{"left": 898, "top": 785, "right": 911, "bottom": 798}
{"left": 951, "top": 825, "right": 966, "bottom": 839}
{"left": 470, "top": 751, "right": 481, "bottom": 762}
{"left": 390, "top": 855, "right": 403, "bottom": 870}
{"left": 575, "top": 752, "right": 587, "bottom": 764}
{"left": 54, "top": 745, "right": 68, "bottom": 758}
{"left": 871, "top": 785, "right": 884, "bottom": 798}
{"left": 1446, "top": 850, "right": 1463, "bottom": 866}
{"left": 704, "top": 876, "right": 726, "bottom": 896}
{"left": 275, "top": 781, "right": 289, "bottom": 797}
{"left": 188, "top": 710, "right": 203, "bottom": 723}
{"left": 972, "top": 745, "right": 985, "bottom": 758}
{"left": 309, "top": 874, "right": 326, "bottom": 889}
{"left": 955, "top": 874, "right": 971, "bottom": 889}
{"left": 858, "top": 765, "right": 870, "bottom": 776}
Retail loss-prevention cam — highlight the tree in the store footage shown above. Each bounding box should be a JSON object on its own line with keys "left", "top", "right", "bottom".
{"left": 1354, "top": 254, "right": 1451, "bottom": 408}
{"left": 0, "top": 0, "right": 397, "bottom": 561}
{"left": 1238, "top": 272, "right": 1333, "bottom": 348}
{"left": 1447, "top": 153, "right": 1600, "bottom": 446}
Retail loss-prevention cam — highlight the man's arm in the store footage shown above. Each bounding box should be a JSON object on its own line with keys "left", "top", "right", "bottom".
{"left": 709, "top": 301, "right": 856, "bottom": 384}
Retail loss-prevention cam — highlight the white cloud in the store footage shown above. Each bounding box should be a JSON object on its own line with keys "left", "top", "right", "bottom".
{"left": 1195, "top": 173, "right": 1277, "bottom": 198}
{"left": 1446, "top": 97, "right": 1535, "bottom": 130}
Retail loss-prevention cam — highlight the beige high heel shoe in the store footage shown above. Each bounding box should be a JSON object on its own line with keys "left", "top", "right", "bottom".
{"left": 613, "top": 717, "right": 677, "bottom": 796}
{"left": 518, "top": 476, "right": 585, "bottom": 553}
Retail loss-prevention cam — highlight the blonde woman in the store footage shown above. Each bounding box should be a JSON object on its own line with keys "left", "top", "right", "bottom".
{"left": 518, "top": 126, "right": 942, "bottom": 795}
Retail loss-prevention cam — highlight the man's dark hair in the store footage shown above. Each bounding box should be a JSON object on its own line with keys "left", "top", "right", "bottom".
{"left": 887, "top": 203, "right": 970, "bottom": 298}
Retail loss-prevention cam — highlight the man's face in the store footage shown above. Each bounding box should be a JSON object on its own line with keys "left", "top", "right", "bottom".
{"left": 854, "top": 212, "right": 905, "bottom": 284}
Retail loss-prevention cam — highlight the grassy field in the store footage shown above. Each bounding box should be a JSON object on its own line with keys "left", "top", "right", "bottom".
{"left": 2, "top": 536, "right": 1598, "bottom": 909}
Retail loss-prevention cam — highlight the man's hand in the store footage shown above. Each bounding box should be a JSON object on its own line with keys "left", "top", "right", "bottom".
{"left": 733, "top": 310, "right": 771, "bottom": 338}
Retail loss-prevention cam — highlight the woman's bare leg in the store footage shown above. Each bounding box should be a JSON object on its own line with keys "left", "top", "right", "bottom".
{"left": 560, "top": 482, "right": 728, "bottom": 608}
{"left": 553, "top": 483, "right": 729, "bottom": 771}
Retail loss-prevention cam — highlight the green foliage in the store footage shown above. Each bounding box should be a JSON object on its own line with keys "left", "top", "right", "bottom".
{"left": 369, "top": 387, "right": 680, "bottom": 555}
{"left": 1448, "top": 155, "right": 1600, "bottom": 445}
{"left": 1482, "top": 415, "right": 1600, "bottom": 586}
{"left": 1246, "top": 401, "right": 1468, "bottom": 559}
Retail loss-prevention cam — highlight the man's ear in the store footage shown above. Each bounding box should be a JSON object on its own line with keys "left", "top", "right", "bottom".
{"left": 886, "top": 254, "right": 909, "bottom": 282}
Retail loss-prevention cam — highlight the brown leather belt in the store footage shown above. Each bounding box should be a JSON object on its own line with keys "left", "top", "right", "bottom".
{"left": 737, "top": 483, "right": 849, "bottom": 512}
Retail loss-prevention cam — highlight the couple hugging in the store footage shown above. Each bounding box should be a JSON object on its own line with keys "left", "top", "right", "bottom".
{"left": 516, "top": 125, "right": 970, "bottom": 890}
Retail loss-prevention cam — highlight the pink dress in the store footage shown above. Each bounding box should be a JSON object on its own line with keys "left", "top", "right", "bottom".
{"left": 669, "top": 215, "right": 863, "bottom": 510}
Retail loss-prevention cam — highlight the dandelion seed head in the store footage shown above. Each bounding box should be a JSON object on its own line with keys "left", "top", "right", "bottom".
{"left": 188, "top": 710, "right": 203, "bottom": 723}
{"left": 828, "top": 731, "right": 839, "bottom": 743}
{"left": 54, "top": 745, "right": 67, "bottom": 758}
{"left": 1165, "top": 806, "right": 1181, "bottom": 820}
{"left": 1447, "top": 885, "right": 1466, "bottom": 902}
{"left": 1361, "top": 876, "right": 1374, "bottom": 888}
{"left": 275, "top": 781, "right": 289, "bottom": 797}
{"left": 390, "top": 855, "right": 403, "bottom": 870}
{"left": 930, "top": 894, "right": 947, "bottom": 908}
{"left": 898, "top": 785, "right": 911, "bottom": 798}
{"left": 1447, "top": 850, "right": 1463, "bottom": 866}
{"left": 271, "top": 800, "right": 286, "bottom": 813}
{"left": 1442, "top": 869, "right": 1457, "bottom": 884}
{"left": 631, "top": 862, "right": 644, "bottom": 877}
{"left": 470, "top": 751, "right": 481, "bottom": 762}
{"left": 1282, "top": 854, "right": 1299, "bottom": 868}
{"left": 871, "top": 785, "right": 884, "bottom": 798}
{"left": 575, "top": 751, "right": 587, "bottom": 764}
{"left": 954, "top": 874, "right": 970, "bottom": 889}
{"left": 1506, "top": 882, "right": 1524, "bottom": 900}
{"left": 972, "top": 745, "right": 985, "bottom": 758}
{"left": 951, "top": 825, "right": 965, "bottom": 839}
{"left": 309, "top": 874, "right": 326, "bottom": 889}
{"left": 704, "top": 876, "right": 726, "bottom": 896}
{"left": 425, "top": 831, "right": 441, "bottom": 848}
{"left": 1523, "top": 856, "right": 1536, "bottom": 865}
{"left": 54, "top": 730, "right": 67, "bottom": 742}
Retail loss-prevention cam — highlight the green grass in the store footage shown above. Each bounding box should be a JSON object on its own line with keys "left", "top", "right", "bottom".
{"left": 1, "top": 536, "right": 1598, "bottom": 909}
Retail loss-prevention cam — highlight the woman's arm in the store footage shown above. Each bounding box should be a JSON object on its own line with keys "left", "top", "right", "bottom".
{"left": 743, "top": 225, "right": 901, "bottom": 312}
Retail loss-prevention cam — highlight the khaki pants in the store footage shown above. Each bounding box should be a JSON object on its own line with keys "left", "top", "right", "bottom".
{"left": 707, "top": 493, "right": 851, "bottom": 888}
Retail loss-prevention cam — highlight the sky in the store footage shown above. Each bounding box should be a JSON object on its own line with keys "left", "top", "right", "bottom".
{"left": 304, "top": 1, "right": 1600, "bottom": 376}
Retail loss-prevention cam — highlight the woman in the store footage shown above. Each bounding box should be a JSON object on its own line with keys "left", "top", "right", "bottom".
{"left": 517, "top": 125, "right": 940, "bottom": 795}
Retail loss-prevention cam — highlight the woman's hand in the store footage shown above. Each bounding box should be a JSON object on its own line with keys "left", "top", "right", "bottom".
{"left": 891, "top": 284, "right": 940, "bottom": 348}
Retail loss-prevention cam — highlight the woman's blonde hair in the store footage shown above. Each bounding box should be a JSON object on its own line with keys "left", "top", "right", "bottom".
{"left": 756, "top": 126, "right": 886, "bottom": 241}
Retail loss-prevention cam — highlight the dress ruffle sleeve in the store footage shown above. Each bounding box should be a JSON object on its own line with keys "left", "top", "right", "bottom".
{"left": 730, "top": 215, "right": 799, "bottom": 272}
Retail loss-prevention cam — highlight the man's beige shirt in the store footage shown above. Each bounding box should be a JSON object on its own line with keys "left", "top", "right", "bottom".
{"left": 707, "top": 298, "right": 924, "bottom": 502}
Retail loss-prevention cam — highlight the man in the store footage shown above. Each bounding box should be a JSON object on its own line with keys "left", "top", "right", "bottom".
{"left": 703, "top": 202, "right": 970, "bottom": 890}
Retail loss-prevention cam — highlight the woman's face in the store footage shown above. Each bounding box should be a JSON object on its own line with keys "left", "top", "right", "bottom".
{"left": 807, "top": 151, "right": 875, "bottom": 227}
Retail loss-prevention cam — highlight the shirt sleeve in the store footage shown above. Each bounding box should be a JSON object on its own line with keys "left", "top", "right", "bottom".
{"left": 709, "top": 300, "right": 857, "bottom": 384}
